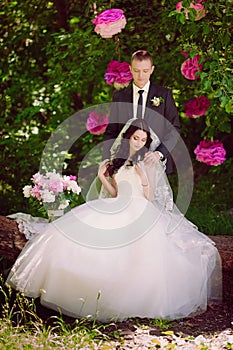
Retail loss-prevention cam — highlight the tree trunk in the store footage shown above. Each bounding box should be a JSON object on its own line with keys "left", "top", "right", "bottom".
{"left": 0, "top": 216, "right": 27, "bottom": 261}
{"left": 53, "top": 0, "right": 70, "bottom": 30}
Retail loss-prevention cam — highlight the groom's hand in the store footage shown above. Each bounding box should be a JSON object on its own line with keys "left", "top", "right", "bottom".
{"left": 144, "top": 151, "right": 161, "bottom": 166}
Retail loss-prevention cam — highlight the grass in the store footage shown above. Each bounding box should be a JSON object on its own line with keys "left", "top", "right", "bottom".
{"left": 0, "top": 317, "right": 110, "bottom": 349}
{"left": 169, "top": 158, "right": 233, "bottom": 236}
{"left": 186, "top": 204, "right": 233, "bottom": 236}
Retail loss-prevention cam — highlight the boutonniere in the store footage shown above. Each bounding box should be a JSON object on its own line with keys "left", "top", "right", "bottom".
{"left": 151, "top": 96, "right": 164, "bottom": 107}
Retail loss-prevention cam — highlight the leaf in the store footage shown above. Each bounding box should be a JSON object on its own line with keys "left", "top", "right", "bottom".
{"left": 188, "top": 8, "right": 197, "bottom": 22}
{"left": 203, "top": 24, "right": 210, "bottom": 35}
{"left": 161, "top": 330, "right": 174, "bottom": 335}
{"left": 225, "top": 102, "right": 233, "bottom": 114}
{"left": 190, "top": 48, "right": 197, "bottom": 58}
{"left": 220, "top": 95, "right": 228, "bottom": 107}
{"left": 168, "top": 10, "right": 178, "bottom": 17}
{"left": 212, "top": 53, "right": 220, "bottom": 60}
{"left": 209, "top": 61, "right": 218, "bottom": 70}
{"left": 183, "top": 0, "right": 192, "bottom": 7}
{"left": 214, "top": 89, "right": 222, "bottom": 98}
{"left": 151, "top": 338, "right": 161, "bottom": 345}
{"left": 203, "top": 79, "right": 212, "bottom": 90}
{"left": 205, "top": 126, "right": 215, "bottom": 139}
{"left": 205, "top": 116, "right": 211, "bottom": 127}
{"left": 179, "top": 13, "right": 186, "bottom": 25}
{"left": 200, "top": 72, "right": 208, "bottom": 79}
{"left": 223, "top": 33, "right": 231, "bottom": 46}
{"left": 218, "top": 121, "right": 231, "bottom": 133}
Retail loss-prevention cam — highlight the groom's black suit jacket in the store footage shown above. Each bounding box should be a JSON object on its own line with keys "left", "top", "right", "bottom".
{"left": 103, "top": 83, "right": 180, "bottom": 174}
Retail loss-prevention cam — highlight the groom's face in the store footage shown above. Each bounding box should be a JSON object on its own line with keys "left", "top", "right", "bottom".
{"left": 130, "top": 59, "right": 154, "bottom": 89}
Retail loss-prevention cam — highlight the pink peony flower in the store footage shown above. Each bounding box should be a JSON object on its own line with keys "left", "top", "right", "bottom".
{"left": 194, "top": 140, "right": 226, "bottom": 166}
{"left": 32, "top": 172, "right": 41, "bottom": 185}
{"left": 93, "top": 8, "right": 126, "bottom": 38}
{"left": 86, "top": 112, "right": 109, "bottom": 135}
{"left": 31, "top": 185, "right": 42, "bottom": 200}
{"left": 104, "top": 60, "right": 132, "bottom": 89}
{"left": 47, "top": 180, "right": 63, "bottom": 194}
{"left": 185, "top": 96, "right": 210, "bottom": 118}
{"left": 69, "top": 175, "right": 77, "bottom": 181}
{"left": 181, "top": 54, "right": 203, "bottom": 80}
{"left": 176, "top": 1, "right": 207, "bottom": 21}
{"left": 176, "top": 1, "right": 183, "bottom": 11}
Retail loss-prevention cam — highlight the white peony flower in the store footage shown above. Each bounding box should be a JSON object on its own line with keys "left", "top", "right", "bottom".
{"left": 68, "top": 181, "right": 81, "bottom": 194}
{"left": 41, "top": 189, "right": 55, "bottom": 203}
{"left": 23, "top": 185, "right": 32, "bottom": 198}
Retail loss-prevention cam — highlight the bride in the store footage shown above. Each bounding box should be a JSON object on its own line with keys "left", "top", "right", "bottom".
{"left": 6, "top": 119, "right": 222, "bottom": 322}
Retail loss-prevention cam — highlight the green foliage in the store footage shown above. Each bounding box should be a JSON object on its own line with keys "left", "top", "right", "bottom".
{"left": 0, "top": 0, "right": 232, "bottom": 221}
{"left": 168, "top": 0, "right": 233, "bottom": 137}
{"left": 170, "top": 158, "right": 233, "bottom": 236}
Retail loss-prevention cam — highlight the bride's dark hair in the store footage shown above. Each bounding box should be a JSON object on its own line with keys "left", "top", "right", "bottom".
{"left": 107, "top": 119, "right": 152, "bottom": 177}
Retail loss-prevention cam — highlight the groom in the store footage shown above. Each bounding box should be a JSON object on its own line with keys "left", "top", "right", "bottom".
{"left": 103, "top": 50, "right": 180, "bottom": 174}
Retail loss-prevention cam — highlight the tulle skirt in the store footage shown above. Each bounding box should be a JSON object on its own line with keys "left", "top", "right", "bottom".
{"left": 7, "top": 196, "right": 222, "bottom": 322}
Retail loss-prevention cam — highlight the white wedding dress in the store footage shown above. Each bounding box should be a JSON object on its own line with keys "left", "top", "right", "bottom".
{"left": 6, "top": 164, "right": 222, "bottom": 322}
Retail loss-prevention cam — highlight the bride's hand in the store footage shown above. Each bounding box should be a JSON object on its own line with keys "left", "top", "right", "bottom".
{"left": 135, "top": 162, "right": 144, "bottom": 177}
{"left": 135, "top": 162, "right": 148, "bottom": 184}
{"left": 98, "top": 160, "right": 110, "bottom": 178}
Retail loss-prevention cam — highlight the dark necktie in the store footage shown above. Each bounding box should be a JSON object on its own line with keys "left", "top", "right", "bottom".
{"left": 137, "top": 90, "right": 144, "bottom": 119}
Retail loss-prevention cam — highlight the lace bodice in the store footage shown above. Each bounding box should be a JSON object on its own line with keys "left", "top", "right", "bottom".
{"left": 114, "top": 165, "right": 145, "bottom": 198}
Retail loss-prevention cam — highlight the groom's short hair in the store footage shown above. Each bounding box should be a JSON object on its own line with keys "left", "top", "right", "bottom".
{"left": 131, "top": 50, "right": 153, "bottom": 65}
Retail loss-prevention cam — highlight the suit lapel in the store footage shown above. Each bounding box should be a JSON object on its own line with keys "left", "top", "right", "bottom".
{"left": 125, "top": 85, "right": 134, "bottom": 119}
{"left": 125, "top": 85, "right": 133, "bottom": 101}
{"left": 146, "top": 84, "right": 157, "bottom": 108}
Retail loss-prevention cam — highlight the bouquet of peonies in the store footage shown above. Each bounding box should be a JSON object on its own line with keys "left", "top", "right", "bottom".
{"left": 23, "top": 171, "right": 81, "bottom": 212}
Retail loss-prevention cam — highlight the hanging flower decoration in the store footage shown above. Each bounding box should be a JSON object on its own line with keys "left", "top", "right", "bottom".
{"left": 194, "top": 140, "right": 226, "bottom": 166}
{"left": 181, "top": 54, "right": 203, "bottom": 80}
{"left": 92, "top": 8, "right": 127, "bottom": 38}
{"left": 86, "top": 111, "right": 108, "bottom": 135}
{"left": 185, "top": 96, "right": 210, "bottom": 118}
{"left": 104, "top": 60, "right": 132, "bottom": 89}
{"left": 176, "top": 1, "right": 207, "bottom": 21}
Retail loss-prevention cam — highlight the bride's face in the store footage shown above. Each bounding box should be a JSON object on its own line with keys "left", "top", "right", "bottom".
{"left": 129, "top": 129, "right": 147, "bottom": 155}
